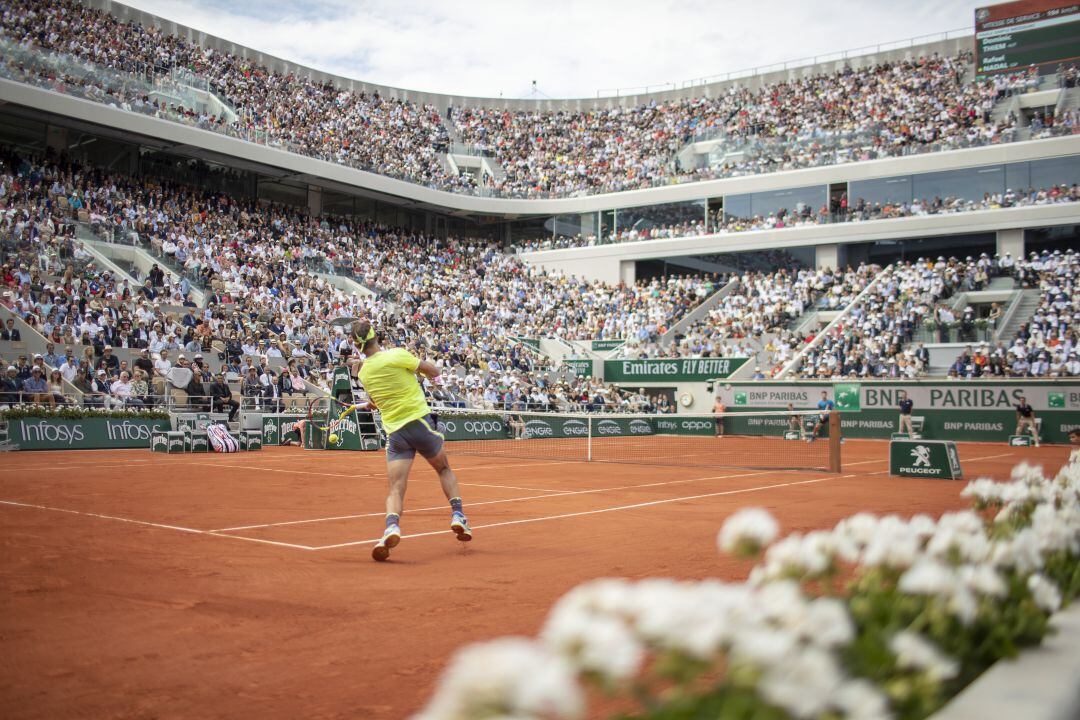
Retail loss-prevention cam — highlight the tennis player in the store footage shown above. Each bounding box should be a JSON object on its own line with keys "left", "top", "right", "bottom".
{"left": 809, "top": 390, "right": 834, "bottom": 443}
{"left": 350, "top": 320, "right": 471, "bottom": 561}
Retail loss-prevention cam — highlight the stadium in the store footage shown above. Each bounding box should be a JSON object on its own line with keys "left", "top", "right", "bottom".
{"left": 0, "top": 0, "right": 1078, "bottom": 717}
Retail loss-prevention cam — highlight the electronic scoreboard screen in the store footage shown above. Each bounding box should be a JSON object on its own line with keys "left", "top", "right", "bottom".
{"left": 975, "top": 0, "right": 1080, "bottom": 75}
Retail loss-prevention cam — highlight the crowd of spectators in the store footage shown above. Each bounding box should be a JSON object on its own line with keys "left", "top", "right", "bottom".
{"left": 950, "top": 249, "right": 1079, "bottom": 378}
{"left": 514, "top": 182, "right": 1080, "bottom": 252}
{"left": 2, "top": 0, "right": 1076, "bottom": 200}
{"left": 0, "top": 146, "right": 724, "bottom": 413}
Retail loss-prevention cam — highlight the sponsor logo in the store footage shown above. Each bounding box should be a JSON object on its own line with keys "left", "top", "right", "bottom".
{"left": 191, "top": 437, "right": 208, "bottom": 450}
{"left": 439, "top": 420, "right": 456, "bottom": 433}
{"left": 596, "top": 420, "right": 621, "bottom": 435}
{"left": 910, "top": 445, "right": 932, "bottom": 467}
{"left": 151, "top": 434, "right": 167, "bottom": 450}
{"left": 834, "top": 384, "right": 860, "bottom": 411}
{"left": 562, "top": 419, "right": 589, "bottom": 436}
{"left": 680, "top": 420, "right": 714, "bottom": 431}
{"left": 734, "top": 391, "right": 748, "bottom": 406}
{"left": 899, "top": 466, "right": 946, "bottom": 476}
{"left": 656, "top": 419, "right": 678, "bottom": 432}
{"left": 629, "top": 419, "right": 652, "bottom": 435}
{"left": 464, "top": 420, "right": 503, "bottom": 434}
{"left": 168, "top": 437, "right": 183, "bottom": 450}
{"left": 1049, "top": 392, "right": 1065, "bottom": 409}
{"left": 19, "top": 420, "right": 86, "bottom": 446}
{"left": 263, "top": 418, "right": 278, "bottom": 440}
{"left": 524, "top": 420, "right": 553, "bottom": 438}
{"left": 1009, "top": 436, "right": 1032, "bottom": 446}
{"left": 107, "top": 421, "right": 156, "bottom": 442}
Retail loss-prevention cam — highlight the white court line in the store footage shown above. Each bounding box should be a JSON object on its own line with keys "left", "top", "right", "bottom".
{"left": 208, "top": 468, "right": 777, "bottom": 531}
{"left": 310, "top": 475, "right": 846, "bottom": 550}
{"left": 0, "top": 498, "right": 317, "bottom": 550}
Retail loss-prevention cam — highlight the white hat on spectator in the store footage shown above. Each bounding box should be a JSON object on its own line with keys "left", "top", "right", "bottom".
{"left": 97, "top": 369, "right": 106, "bottom": 376}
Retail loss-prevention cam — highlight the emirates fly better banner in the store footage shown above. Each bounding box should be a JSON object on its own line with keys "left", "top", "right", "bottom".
{"left": 604, "top": 358, "right": 749, "bottom": 383}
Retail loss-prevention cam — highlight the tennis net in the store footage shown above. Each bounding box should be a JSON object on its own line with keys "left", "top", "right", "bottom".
{"left": 431, "top": 408, "right": 841, "bottom": 472}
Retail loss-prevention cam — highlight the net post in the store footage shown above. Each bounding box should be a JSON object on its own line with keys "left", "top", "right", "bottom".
{"left": 587, "top": 416, "right": 593, "bottom": 462}
{"left": 828, "top": 410, "right": 842, "bottom": 473}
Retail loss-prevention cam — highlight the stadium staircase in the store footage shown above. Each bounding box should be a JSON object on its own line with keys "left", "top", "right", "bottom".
{"left": 996, "top": 289, "right": 1043, "bottom": 342}
{"left": 658, "top": 277, "right": 739, "bottom": 345}
{"left": 78, "top": 224, "right": 208, "bottom": 306}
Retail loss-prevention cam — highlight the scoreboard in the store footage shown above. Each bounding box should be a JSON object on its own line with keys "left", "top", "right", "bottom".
{"left": 975, "top": 0, "right": 1080, "bottom": 75}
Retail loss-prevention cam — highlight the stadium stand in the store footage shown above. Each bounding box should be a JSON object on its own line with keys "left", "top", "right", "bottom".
{"left": 0, "top": 0, "right": 1074, "bottom": 201}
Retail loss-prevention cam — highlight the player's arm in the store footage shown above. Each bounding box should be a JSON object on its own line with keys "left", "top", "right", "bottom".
{"left": 417, "top": 359, "right": 445, "bottom": 384}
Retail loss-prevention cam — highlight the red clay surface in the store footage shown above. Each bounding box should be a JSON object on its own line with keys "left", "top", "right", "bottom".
{"left": 0, "top": 440, "right": 1070, "bottom": 719}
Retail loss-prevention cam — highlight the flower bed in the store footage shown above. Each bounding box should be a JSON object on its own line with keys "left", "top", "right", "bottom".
{"left": 414, "top": 453, "right": 1080, "bottom": 720}
{"left": 0, "top": 406, "right": 169, "bottom": 421}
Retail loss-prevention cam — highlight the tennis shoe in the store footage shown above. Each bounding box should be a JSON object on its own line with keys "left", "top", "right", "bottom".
{"left": 372, "top": 523, "right": 401, "bottom": 562}
{"left": 450, "top": 512, "right": 472, "bottom": 542}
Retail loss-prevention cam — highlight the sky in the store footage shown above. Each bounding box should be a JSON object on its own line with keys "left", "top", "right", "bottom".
{"left": 122, "top": 0, "right": 984, "bottom": 98}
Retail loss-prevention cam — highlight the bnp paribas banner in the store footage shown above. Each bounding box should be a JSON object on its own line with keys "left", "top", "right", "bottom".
{"left": 605, "top": 357, "right": 749, "bottom": 383}
{"left": 592, "top": 339, "right": 625, "bottom": 352}
{"left": 11, "top": 417, "right": 170, "bottom": 450}
{"left": 718, "top": 381, "right": 1080, "bottom": 444}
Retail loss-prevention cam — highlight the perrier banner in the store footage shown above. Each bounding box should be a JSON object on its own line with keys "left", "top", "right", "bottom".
{"left": 605, "top": 357, "right": 749, "bottom": 383}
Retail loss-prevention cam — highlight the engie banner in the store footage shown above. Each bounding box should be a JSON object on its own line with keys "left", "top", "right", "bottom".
{"left": 717, "top": 381, "right": 1080, "bottom": 444}
{"left": 605, "top": 357, "right": 749, "bottom": 383}
{"left": 10, "top": 417, "right": 170, "bottom": 450}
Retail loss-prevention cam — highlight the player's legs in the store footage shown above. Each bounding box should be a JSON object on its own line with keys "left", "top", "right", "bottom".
{"left": 384, "top": 457, "right": 413, "bottom": 517}
{"left": 422, "top": 447, "right": 472, "bottom": 541}
{"left": 373, "top": 432, "right": 415, "bottom": 561}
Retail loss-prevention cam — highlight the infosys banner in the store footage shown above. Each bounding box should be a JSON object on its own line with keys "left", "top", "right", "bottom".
{"left": 605, "top": 357, "right": 749, "bottom": 383}
{"left": 717, "top": 381, "right": 1080, "bottom": 444}
{"left": 11, "top": 418, "right": 170, "bottom": 450}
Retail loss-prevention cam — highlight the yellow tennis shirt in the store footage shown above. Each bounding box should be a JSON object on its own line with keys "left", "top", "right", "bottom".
{"left": 357, "top": 347, "right": 431, "bottom": 434}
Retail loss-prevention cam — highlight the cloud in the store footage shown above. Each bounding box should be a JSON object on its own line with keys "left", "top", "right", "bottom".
{"left": 121, "top": 0, "right": 981, "bottom": 98}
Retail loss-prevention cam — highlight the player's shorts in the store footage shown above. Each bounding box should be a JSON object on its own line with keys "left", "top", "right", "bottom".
{"left": 386, "top": 414, "right": 444, "bottom": 461}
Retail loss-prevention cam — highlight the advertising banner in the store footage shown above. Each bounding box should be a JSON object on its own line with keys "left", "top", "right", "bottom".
{"left": 564, "top": 359, "right": 594, "bottom": 377}
{"left": 591, "top": 339, "right": 625, "bottom": 352}
{"left": 605, "top": 358, "right": 749, "bottom": 383}
{"left": 719, "top": 381, "right": 1080, "bottom": 444}
{"left": 11, "top": 418, "right": 170, "bottom": 450}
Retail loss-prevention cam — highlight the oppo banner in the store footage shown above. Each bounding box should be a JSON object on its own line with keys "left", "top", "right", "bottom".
{"left": 11, "top": 418, "right": 170, "bottom": 450}
{"left": 437, "top": 414, "right": 722, "bottom": 441}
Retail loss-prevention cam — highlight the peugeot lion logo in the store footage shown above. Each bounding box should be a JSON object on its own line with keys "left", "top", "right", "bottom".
{"left": 910, "top": 445, "right": 932, "bottom": 467}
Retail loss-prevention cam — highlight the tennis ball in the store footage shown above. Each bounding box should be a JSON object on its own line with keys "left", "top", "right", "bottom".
{"left": 328, "top": 433, "right": 340, "bottom": 444}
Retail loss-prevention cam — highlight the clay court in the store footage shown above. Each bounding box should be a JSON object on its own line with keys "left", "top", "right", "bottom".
{"left": 0, "top": 440, "right": 1071, "bottom": 719}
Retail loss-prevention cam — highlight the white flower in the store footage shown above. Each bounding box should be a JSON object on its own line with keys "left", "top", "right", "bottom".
{"left": 795, "top": 597, "right": 855, "bottom": 649}
{"left": 730, "top": 627, "right": 798, "bottom": 668}
{"left": 898, "top": 559, "right": 955, "bottom": 596}
{"left": 758, "top": 645, "right": 844, "bottom": 719}
{"left": 889, "top": 631, "right": 958, "bottom": 682}
{"left": 718, "top": 507, "right": 779, "bottom": 555}
{"left": 414, "top": 637, "right": 584, "bottom": 720}
{"left": 991, "top": 528, "right": 1044, "bottom": 573}
{"left": 541, "top": 604, "right": 643, "bottom": 681}
{"left": 834, "top": 513, "right": 881, "bottom": 548}
{"left": 834, "top": 678, "right": 893, "bottom": 720}
{"left": 757, "top": 533, "right": 831, "bottom": 580}
{"left": 1027, "top": 574, "right": 1062, "bottom": 613}
{"left": 958, "top": 563, "right": 1006, "bottom": 598}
